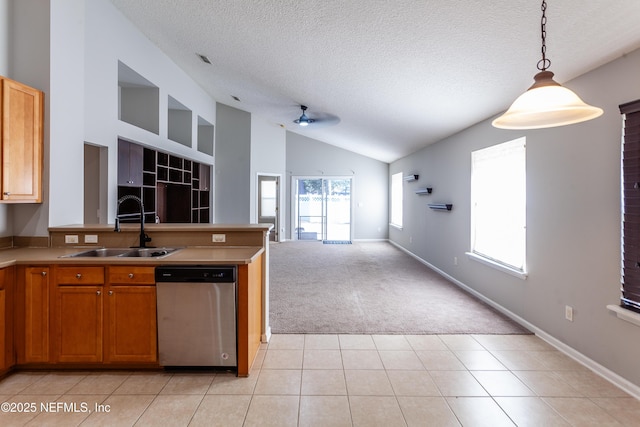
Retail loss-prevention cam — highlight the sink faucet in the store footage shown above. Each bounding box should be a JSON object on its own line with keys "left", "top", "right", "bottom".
{"left": 115, "top": 195, "right": 152, "bottom": 248}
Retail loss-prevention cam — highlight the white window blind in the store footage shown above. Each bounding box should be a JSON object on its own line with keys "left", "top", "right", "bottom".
{"left": 471, "top": 137, "right": 526, "bottom": 272}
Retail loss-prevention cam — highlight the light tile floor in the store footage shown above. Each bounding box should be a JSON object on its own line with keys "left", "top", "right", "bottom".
{"left": 0, "top": 334, "right": 638, "bottom": 426}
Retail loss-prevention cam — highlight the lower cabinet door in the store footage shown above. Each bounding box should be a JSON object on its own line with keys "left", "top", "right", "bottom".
{"left": 54, "top": 286, "right": 103, "bottom": 363}
{"left": 106, "top": 286, "right": 157, "bottom": 363}
{"left": 22, "top": 267, "right": 50, "bottom": 363}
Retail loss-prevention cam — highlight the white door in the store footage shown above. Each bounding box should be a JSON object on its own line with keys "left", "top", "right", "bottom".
{"left": 258, "top": 175, "right": 279, "bottom": 241}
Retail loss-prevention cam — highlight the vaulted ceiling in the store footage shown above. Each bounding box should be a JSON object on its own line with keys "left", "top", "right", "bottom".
{"left": 109, "top": 0, "right": 640, "bottom": 163}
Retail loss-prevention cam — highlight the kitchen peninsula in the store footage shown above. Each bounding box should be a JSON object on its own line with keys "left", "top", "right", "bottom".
{"left": 0, "top": 223, "right": 272, "bottom": 378}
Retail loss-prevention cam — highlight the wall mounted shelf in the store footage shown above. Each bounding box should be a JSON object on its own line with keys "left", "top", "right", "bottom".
{"left": 415, "top": 187, "right": 433, "bottom": 195}
{"left": 429, "top": 203, "right": 453, "bottom": 211}
{"left": 403, "top": 174, "right": 419, "bottom": 182}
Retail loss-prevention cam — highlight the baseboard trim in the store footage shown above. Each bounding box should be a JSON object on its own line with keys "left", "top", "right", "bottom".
{"left": 389, "top": 241, "right": 640, "bottom": 400}
{"left": 262, "top": 326, "right": 272, "bottom": 343}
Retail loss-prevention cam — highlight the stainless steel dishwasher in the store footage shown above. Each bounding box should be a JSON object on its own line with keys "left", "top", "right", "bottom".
{"left": 155, "top": 265, "right": 237, "bottom": 368}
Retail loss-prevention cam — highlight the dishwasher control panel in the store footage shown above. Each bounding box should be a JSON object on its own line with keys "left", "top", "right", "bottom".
{"left": 155, "top": 265, "right": 236, "bottom": 283}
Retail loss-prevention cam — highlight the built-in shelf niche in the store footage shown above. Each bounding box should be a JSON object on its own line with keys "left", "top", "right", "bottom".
{"left": 118, "top": 61, "right": 159, "bottom": 135}
{"left": 118, "top": 140, "right": 211, "bottom": 224}
{"left": 168, "top": 95, "right": 193, "bottom": 147}
{"left": 197, "top": 116, "right": 214, "bottom": 155}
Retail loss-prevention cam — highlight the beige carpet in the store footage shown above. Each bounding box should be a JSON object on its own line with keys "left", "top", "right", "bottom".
{"left": 269, "top": 241, "right": 529, "bottom": 334}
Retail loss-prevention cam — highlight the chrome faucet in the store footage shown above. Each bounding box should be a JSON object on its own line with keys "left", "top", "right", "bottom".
{"left": 115, "top": 195, "right": 152, "bottom": 248}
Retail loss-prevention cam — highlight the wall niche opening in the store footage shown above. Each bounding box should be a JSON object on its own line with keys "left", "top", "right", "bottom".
{"left": 197, "top": 116, "right": 214, "bottom": 155}
{"left": 118, "top": 61, "right": 160, "bottom": 134}
{"left": 168, "top": 95, "right": 193, "bottom": 147}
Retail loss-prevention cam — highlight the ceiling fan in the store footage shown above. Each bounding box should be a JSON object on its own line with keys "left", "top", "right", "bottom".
{"left": 293, "top": 105, "right": 340, "bottom": 128}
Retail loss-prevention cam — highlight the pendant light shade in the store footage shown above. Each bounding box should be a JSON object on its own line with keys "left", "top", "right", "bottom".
{"left": 492, "top": 71, "right": 603, "bottom": 129}
{"left": 492, "top": 1, "right": 603, "bottom": 130}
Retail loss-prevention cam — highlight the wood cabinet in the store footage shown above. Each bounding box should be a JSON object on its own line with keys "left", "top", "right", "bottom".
{"left": 117, "top": 139, "right": 144, "bottom": 187}
{"left": 50, "top": 266, "right": 158, "bottom": 365}
{"left": 0, "top": 266, "right": 14, "bottom": 371}
{"left": 1, "top": 76, "right": 44, "bottom": 203}
{"left": 52, "top": 266, "right": 104, "bottom": 363}
{"left": 18, "top": 267, "right": 50, "bottom": 363}
{"left": 237, "top": 254, "right": 263, "bottom": 377}
{"left": 13, "top": 265, "right": 159, "bottom": 366}
{"left": 105, "top": 266, "right": 157, "bottom": 363}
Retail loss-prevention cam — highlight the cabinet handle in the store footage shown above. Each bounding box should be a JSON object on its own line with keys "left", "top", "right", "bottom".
{"left": 109, "top": 290, "right": 113, "bottom": 296}
{"left": 41, "top": 271, "right": 47, "bottom": 276}
{"left": 3, "top": 192, "right": 9, "bottom": 196}
{"left": 96, "top": 290, "right": 101, "bottom": 296}
{"left": 128, "top": 273, "right": 134, "bottom": 279}
{"left": 76, "top": 273, "right": 82, "bottom": 279}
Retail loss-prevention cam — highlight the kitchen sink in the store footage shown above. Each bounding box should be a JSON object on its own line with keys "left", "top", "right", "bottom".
{"left": 123, "top": 248, "right": 180, "bottom": 258}
{"left": 60, "top": 247, "right": 181, "bottom": 258}
{"left": 61, "top": 248, "right": 133, "bottom": 258}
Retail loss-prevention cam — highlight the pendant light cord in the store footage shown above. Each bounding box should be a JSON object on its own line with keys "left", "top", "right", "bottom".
{"left": 537, "top": 0, "right": 551, "bottom": 71}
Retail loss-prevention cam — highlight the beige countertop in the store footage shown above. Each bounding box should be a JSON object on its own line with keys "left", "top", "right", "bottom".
{"left": 0, "top": 246, "right": 265, "bottom": 268}
{"left": 49, "top": 223, "right": 273, "bottom": 232}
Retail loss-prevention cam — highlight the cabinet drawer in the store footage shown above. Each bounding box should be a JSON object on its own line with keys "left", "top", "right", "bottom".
{"left": 56, "top": 266, "right": 104, "bottom": 285}
{"left": 108, "top": 266, "right": 155, "bottom": 285}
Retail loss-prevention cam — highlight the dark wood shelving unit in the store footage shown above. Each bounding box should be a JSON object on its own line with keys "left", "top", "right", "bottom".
{"left": 117, "top": 140, "right": 211, "bottom": 223}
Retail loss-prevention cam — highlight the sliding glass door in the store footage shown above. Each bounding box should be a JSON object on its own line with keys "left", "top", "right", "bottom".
{"left": 294, "top": 177, "right": 352, "bottom": 242}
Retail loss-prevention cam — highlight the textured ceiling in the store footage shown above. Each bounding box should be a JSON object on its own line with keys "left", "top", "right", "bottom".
{"left": 109, "top": 0, "right": 640, "bottom": 163}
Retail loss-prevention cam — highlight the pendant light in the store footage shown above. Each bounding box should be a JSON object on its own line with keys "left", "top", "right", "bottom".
{"left": 492, "top": 1, "right": 603, "bottom": 129}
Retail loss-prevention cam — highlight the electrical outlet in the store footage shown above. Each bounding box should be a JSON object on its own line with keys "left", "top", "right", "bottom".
{"left": 212, "top": 234, "right": 226, "bottom": 243}
{"left": 565, "top": 305, "right": 574, "bottom": 322}
{"left": 84, "top": 235, "right": 98, "bottom": 244}
{"left": 65, "top": 235, "right": 79, "bottom": 244}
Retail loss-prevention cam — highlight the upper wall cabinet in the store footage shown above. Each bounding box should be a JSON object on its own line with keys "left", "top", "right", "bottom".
{"left": 118, "top": 61, "right": 159, "bottom": 135}
{"left": 117, "top": 139, "right": 144, "bottom": 187}
{"left": 1, "top": 76, "right": 44, "bottom": 203}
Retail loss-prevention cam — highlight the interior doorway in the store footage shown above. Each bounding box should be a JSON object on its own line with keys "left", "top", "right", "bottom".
{"left": 257, "top": 174, "right": 280, "bottom": 242}
{"left": 83, "top": 143, "right": 108, "bottom": 224}
{"left": 293, "top": 177, "right": 352, "bottom": 242}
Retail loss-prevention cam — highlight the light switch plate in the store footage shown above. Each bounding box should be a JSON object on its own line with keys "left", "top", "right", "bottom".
{"left": 84, "top": 235, "right": 98, "bottom": 244}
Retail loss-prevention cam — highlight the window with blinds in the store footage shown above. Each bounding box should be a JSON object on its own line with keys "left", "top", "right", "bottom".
{"left": 620, "top": 99, "right": 640, "bottom": 312}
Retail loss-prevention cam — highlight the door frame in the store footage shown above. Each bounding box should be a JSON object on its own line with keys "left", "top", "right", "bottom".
{"left": 290, "top": 175, "right": 354, "bottom": 242}
{"left": 256, "top": 173, "right": 282, "bottom": 242}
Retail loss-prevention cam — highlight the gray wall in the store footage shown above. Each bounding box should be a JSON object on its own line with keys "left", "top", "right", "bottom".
{"left": 215, "top": 103, "right": 251, "bottom": 223}
{"left": 286, "top": 132, "right": 388, "bottom": 241}
{"left": 391, "top": 47, "right": 640, "bottom": 388}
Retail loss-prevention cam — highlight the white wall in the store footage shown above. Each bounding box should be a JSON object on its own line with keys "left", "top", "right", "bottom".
{"left": 215, "top": 103, "right": 251, "bottom": 223}
{"left": 250, "top": 116, "right": 286, "bottom": 227}
{"left": 286, "top": 132, "right": 389, "bottom": 241}
{"left": 390, "top": 48, "right": 640, "bottom": 388}
{"left": 0, "top": 0, "right": 8, "bottom": 74}
{"left": 83, "top": 0, "right": 216, "bottom": 225}
{"left": 0, "top": 0, "right": 10, "bottom": 237}
{"left": 8, "top": 0, "right": 51, "bottom": 237}
{"left": 47, "top": 0, "right": 85, "bottom": 228}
